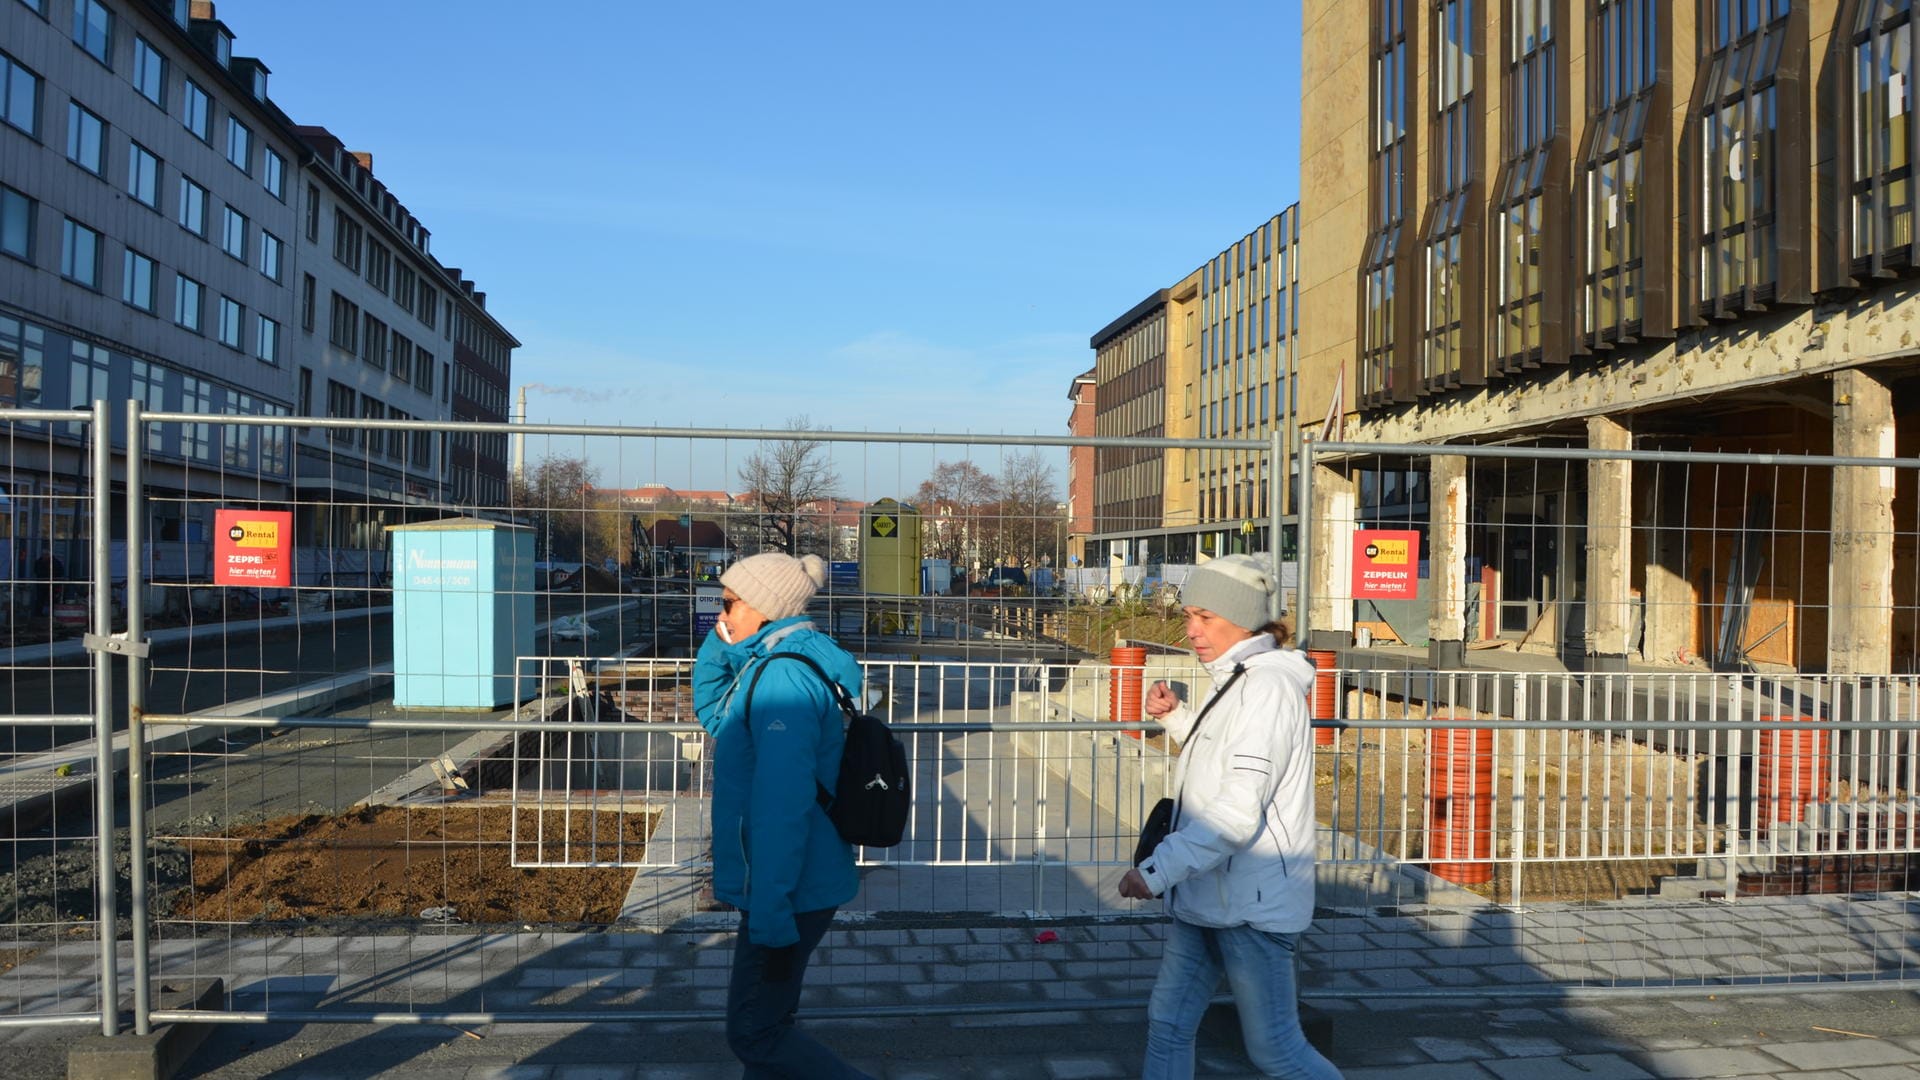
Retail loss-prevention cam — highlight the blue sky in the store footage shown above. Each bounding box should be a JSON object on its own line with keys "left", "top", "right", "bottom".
{"left": 222, "top": 1, "right": 1302, "bottom": 493}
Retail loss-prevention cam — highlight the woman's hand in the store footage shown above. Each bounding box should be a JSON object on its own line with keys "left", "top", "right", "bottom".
{"left": 1118, "top": 869, "right": 1156, "bottom": 900}
{"left": 1144, "top": 681, "right": 1179, "bottom": 718}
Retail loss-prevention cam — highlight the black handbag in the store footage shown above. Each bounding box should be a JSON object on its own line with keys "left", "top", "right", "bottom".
{"left": 1132, "top": 797, "right": 1175, "bottom": 866}
{"left": 1131, "top": 665, "right": 1246, "bottom": 867}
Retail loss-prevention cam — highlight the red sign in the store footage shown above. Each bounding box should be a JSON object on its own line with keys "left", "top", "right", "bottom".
{"left": 214, "top": 509, "right": 293, "bottom": 587}
{"left": 1353, "top": 529, "right": 1419, "bottom": 599}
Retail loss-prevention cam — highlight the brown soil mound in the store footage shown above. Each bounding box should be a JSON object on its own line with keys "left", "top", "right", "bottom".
{"left": 173, "top": 804, "right": 656, "bottom": 925}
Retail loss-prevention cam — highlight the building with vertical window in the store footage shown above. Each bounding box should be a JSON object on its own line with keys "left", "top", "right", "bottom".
{"left": 1086, "top": 210, "right": 1303, "bottom": 570}
{"left": 1300, "top": 0, "right": 1920, "bottom": 674}
{"left": 0, "top": 0, "right": 299, "bottom": 558}
{"left": 292, "top": 125, "right": 510, "bottom": 551}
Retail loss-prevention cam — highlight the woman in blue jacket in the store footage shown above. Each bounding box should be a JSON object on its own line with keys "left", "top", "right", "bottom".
{"left": 692, "top": 551, "right": 873, "bottom": 1079}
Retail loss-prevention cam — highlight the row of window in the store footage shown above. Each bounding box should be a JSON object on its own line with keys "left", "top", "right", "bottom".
{"left": 320, "top": 379, "right": 434, "bottom": 470}
{"left": 2, "top": 185, "right": 280, "bottom": 362}
{"left": 0, "top": 313, "right": 290, "bottom": 475}
{"left": 324, "top": 291, "right": 440, "bottom": 399}
{"left": 1360, "top": 0, "right": 1846, "bottom": 403}
{"left": 329, "top": 203, "right": 440, "bottom": 333}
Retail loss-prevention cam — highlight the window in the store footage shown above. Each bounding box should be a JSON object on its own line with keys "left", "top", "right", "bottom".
{"left": 217, "top": 297, "right": 243, "bottom": 349}
{"left": 416, "top": 349, "right": 434, "bottom": 394}
{"left": 298, "top": 366, "right": 312, "bottom": 418}
{"left": 419, "top": 285, "right": 437, "bottom": 329}
{"left": 181, "top": 79, "right": 208, "bottom": 141}
{"left": 60, "top": 218, "right": 99, "bottom": 286}
{"left": 367, "top": 241, "right": 391, "bottom": 293}
{"left": 1581, "top": 0, "right": 1662, "bottom": 345}
{"left": 304, "top": 183, "right": 318, "bottom": 240}
{"left": 1419, "top": 0, "right": 1482, "bottom": 390}
{"left": 329, "top": 293, "right": 359, "bottom": 354}
{"left": 254, "top": 315, "right": 278, "bottom": 364}
{"left": 177, "top": 176, "right": 206, "bottom": 236}
{"left": 392, "top": 332, "right": 413, "bottom": 384}
{"left": 71, "top": 0, "right": 111, "bottom": 66}
{"left": 260, "top": 230, "right": 282, "bottom": 282}
{"left": 1, "top": 186, "right": 31, "bottom": 261}
{"left": 2, "top": 51, "right": 39, "bottom": 135}
{"left": 1491, "top": 0, "right": 1565, "bottom": 371}
{"left": 262, "top": 148, "right": 284, "bottom": 200}
{"left": 300, "top": 273, "right": 315, "bottom": 331}
{"left": 363, "top": 314, "right": 388, "bottom": 371}
{"left": 1693, "top": 0, "right": 1799, "bottom": 313}
{"left": 332, "top": 209, "right": 361, "bottom": 271}
{"left": 361, "top": 397, "right": 385, "bottom": 457}
{"left": 394, "top": 263, "right": 416, "bottom": 311}
{"left": 122, "top": 249, "right": 154, "bottom": 311}
{"left": 127, "top": 142, "right": 159, "bottom": 207}
{"left": 326, "top": 381, "right": 355, "bottom": 445}
{"left": 221, "top": 206, "right": 247, "bottom": 260}
{"left": 1851, "top": 0, "right": 1914, "bottom": 271}
{"left": 133, "top": 37, "right": 165, "bottom": 107}
{"left": 66, "top": 101, "right": 104, "bottom": 174}
{"left": 181, "top": 377, "right": 212, "bottom": 460}
{"left": 223, "top": 394, "right": 253, "bottom": 470}
{"left": 225, "top": 116, "right": 251, "bottom": 174}
{"left": 174, "top": 274, "right": 202, "bottom": 331}
{"left": 1361, "top": 0, "right": 1414, "bottom": 405}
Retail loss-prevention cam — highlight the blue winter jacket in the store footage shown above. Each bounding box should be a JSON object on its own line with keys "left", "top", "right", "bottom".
{"left": 692, "top": 615, "right": 862, "bottom": 947}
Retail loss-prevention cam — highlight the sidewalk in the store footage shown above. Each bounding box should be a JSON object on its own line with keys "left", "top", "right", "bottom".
{"left": 3, "top": 894, "right": 1917, "bottom": 1079}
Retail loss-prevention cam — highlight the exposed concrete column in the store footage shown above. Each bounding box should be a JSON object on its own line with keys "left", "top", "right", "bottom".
{"left": 1428, "top": 455, "right": 1468, "bottom": 669}
{"left": 1306, "top": 463, "right": 1356, "bottom": 651}
{"left": 1639, "top": 459, "right": 1692, "bottom": 664}
{"left": 1830, "top": 368, "right": 1896, "bottom": 676}
{"left": 1586, "top": 417, "right": 1633, "bottom": 669}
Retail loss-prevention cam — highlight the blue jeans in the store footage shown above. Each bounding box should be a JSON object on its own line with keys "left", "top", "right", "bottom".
{"left": 726, "top": 908, "right": 873, "bottom": 1079}
{"left": 1143, "top": 919, "right": 1342, "bottom": 1079}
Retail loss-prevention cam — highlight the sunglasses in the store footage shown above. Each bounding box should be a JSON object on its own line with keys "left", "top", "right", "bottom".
{"left": 721, "top": 595, "right": 740, "bottom": 612}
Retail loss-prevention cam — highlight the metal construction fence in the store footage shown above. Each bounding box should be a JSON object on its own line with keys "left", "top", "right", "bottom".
{"left": 0, "top": 406, "right": 1916, "bottom": 1042}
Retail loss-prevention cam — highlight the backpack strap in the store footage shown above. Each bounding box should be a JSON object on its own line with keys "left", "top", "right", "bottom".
{"left": 743, "top": 651, "right": 855, "bottom": 812}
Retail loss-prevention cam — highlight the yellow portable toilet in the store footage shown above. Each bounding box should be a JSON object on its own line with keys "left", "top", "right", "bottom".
{"left": 860, "top": 498, "right": 921, "bottom": 596}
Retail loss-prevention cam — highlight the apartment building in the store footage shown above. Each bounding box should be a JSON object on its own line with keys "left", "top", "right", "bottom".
{"left": 1300, "top": 0, "right": 1919, "bottom": 673}
{"left": 295, "top": 126, "right": 456, "bottom": 548}
{"left": 1, "top": 0, "right": 300, "bottom": 561}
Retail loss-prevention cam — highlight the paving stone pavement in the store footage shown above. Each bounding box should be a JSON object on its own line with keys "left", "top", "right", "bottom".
{"left": 1, "top": 892, "right": 1916, "bottom": 1077}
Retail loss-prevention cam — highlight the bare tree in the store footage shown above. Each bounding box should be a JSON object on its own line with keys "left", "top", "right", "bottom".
{"left": 993, "top": 450, "right": 1062, "bottom": 568}
{"left": 510, "top": 455, "right": 601, "bottom": 563}
{"left": 739, "top": 416, "right": 841, "bottom": 555}
{"left": 913, "top": 460, "right": 1001, "bottom": 566}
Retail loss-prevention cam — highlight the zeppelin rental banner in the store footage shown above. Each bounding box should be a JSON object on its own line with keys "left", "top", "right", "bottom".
{"left": 1352, "top": 529, "right": 1419, "bottom": 600}
{"left": 213, "top": 509, "right": 293, "bottom": 587}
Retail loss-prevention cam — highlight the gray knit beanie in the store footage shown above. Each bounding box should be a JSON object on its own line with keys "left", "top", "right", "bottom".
{"left": 1179, "top": 554, "right": 1276, "bottom": 632}
{"left": 721, "top": 552, "right": 827, "bottom": 621}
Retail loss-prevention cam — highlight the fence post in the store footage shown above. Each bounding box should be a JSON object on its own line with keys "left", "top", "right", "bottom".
{"left": 125, "top": 400, "right": 151, "bottom": 1035}
{"left": 88, "top": 398, "right": 119, "bottom": 1036}
{"left": 1297, "top": 433, "right": 1315, "bottom": 641}
{"left": 1268, "top": 428, "right": 1284, "bottom": 624}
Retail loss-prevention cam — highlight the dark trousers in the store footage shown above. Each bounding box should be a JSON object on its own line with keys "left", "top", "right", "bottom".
{"left": 726, "top": 907, "right": 871, "bottom": 1079}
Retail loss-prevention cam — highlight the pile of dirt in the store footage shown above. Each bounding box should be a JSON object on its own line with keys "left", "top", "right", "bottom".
{"left": 172, "top": 804, "right": 657, "bottom": 926}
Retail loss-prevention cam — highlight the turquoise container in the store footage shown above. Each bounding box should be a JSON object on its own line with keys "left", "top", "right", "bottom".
{"left": 387, "top": 518, "right": 534, "bottom": 709}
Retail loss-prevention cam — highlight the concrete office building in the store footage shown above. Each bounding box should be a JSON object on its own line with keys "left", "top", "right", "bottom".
{"left": 1, "top": 0, "right": 300, "bottom": 563}
{"left": 1300, "top": 0, "right": 1920, "bottom": 672}
{"left": 1087, "top": 207, "right": 1302, "bottom": 569}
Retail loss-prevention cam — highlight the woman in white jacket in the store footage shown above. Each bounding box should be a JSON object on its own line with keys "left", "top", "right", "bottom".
{"left": 1119, "top": 554, "right": 1341, "bottom": 1080}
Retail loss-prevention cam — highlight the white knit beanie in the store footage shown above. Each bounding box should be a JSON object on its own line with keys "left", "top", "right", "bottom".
{"left": 1179, "top": 554, "right": 1276, "bottom": 632}
{"left": 721, "top": 552, "right": 827, "bottom": 621}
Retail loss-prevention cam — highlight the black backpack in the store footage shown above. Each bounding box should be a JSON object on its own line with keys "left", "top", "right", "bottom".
{"left": 745, "top": 652, "right": 911, "bottom": 848}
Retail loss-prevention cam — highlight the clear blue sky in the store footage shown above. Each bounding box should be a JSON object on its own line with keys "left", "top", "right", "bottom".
{"left": 223, "top": 0, "right": 1302, "bottom": 492}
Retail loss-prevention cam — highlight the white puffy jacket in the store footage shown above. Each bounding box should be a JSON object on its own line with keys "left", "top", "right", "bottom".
{"left": 1136, "top": 634, "right": 1319, "bottom": 933}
